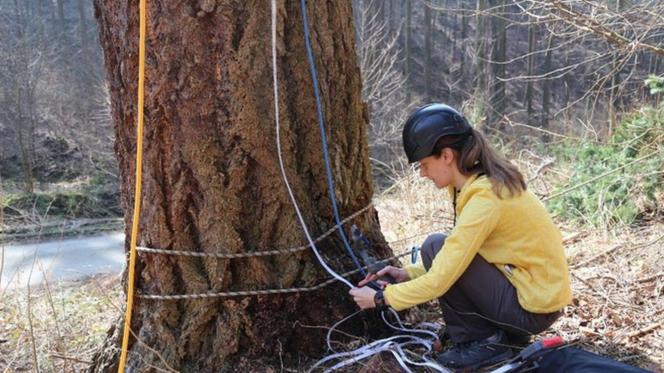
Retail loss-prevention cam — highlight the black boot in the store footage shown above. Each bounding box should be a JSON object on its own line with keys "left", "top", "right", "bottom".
{"left": 506, "top": 332, "right": 531, "bottom": 348}
{"left": 436, "top": 330, "right": 513, "bottom": 370}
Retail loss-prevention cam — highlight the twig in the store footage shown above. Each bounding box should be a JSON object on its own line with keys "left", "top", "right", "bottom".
{"left": 571, "top": 244, "right": 622, "bottom": 269}
{"left": 37, "top": 258, "right": 68, "bottom": 373}
{"left": 637, "top": 273, "right": 664, "bottom": 283}
{"left": 562, "top": 231, "right": 583, "bottom": 244}
{"left": 0, "top": 175, "right": 5, "bottom": 291}
{"left": 0, "top": 237, "right": 4, "bottom": 292}
{"left": 624, "top": 321, "right": 663, "bottom": 339}
{"left": 571, "top": 233, "right": 664, "bottom": 269}
{"left": 49, "top": 353, "right": 92, "bottom": 365}
{"left": 26, "top": 252, "right": 40, "bottom": 373}
{"left": 527, "top": 159, "right": 555, "bottom": 183}
{"left": 88, "top": 276, "right": 179, "bottom": 373}
{"left": 571, "top": 272, "right": 616, "bottom": 306}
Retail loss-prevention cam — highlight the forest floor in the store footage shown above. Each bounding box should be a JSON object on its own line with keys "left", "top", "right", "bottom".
{"left": 1, "top": 170, "right": 662, "bottom": 372}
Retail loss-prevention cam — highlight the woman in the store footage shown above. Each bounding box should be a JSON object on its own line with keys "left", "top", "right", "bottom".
{"left": 349, "top": 103, "right": 572, "bottom": 370}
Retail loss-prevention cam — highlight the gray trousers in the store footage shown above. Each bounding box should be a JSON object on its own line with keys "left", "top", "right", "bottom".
{"left": 420, "top": 233, "right": 561, "bottom": 343}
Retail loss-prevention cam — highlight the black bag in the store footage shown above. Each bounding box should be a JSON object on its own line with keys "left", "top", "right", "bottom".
{"left": 535, "top": 347, "right": 652, "bottom": 373}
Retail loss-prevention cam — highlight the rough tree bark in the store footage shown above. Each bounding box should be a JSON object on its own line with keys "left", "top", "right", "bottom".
{"left": 90, "top": 1, "right": 389, "bottom": 371}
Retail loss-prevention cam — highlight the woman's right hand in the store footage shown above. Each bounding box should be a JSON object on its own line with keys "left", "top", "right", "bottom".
{"left": 358, "top": 266, "right": 410, "bottom": 287}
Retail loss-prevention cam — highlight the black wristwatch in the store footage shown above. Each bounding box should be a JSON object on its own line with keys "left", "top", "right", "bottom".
{"left": 374, "top": 290, "right": 387, "bottom": 309}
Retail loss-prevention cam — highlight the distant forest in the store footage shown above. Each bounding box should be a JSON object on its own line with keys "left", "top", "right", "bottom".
{"left": 354, "top": 0, "right": 664, "bottom": 163}
{"left": 1, "top": 0, "right": 663, "bottom": 194}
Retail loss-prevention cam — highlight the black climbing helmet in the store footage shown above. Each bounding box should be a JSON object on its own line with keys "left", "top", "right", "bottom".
{"left": 402, "top": 103, "right": 473, "bottom": 163}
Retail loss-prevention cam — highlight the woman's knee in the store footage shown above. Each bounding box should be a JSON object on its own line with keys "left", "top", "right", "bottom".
{"left": 421, "top": 233, "right": 447, "bottom": 270}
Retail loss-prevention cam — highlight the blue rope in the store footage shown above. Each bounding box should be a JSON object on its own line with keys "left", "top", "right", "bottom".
{"left": 299, "top": 0, "right": 366, "bottom": 276}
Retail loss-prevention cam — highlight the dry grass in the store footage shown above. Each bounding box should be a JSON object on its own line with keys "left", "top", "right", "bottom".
{"left": 0, "top": 153, "right": 661, "bottom": 372}
{"left": 0, "top": 274, "right": 122, "bottom": 372}
{"left": 555, "top": 225, "right": 663, "bottom": 371}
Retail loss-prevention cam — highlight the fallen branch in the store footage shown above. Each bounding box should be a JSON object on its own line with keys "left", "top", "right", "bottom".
{"left": 562, "top": 231, "right": 583, "bottom": 244}
{"left": 571, "top": 233, "right": 664, "bottom": 269}
{"left": 49, "top": 353, "right": 92, "bottom": 365}
{"left": 637, "top": 272, "right": 664, "bottom": 283}
{"left": 571, "top": 272, "right": 614, "bottom": 306}
{"left": 571, "top": 244, "right": 622, "bottom": 269}
{"left": 527, "top": 159, "right": 555, "bottom": 183}
{"left": 624, "top": 321, "right": 663, "bottom": 339}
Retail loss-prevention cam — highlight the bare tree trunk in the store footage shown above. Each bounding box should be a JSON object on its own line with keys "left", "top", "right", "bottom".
{"left": 56, "top": 0, "right": 65, "bottom": 36}
{"left": 452, "top": 5, "right": 459, "bottom": 64}
{"left": 405, "top": 0, "right": 412, "bottom": 102}
{"left": 388, "top": 0, "right": 395, "bottom": 32}
{"left": 425, "top": 4, "right": 433, "bottom": 100}
{"left": 608, "top": 0, "right": 623, "bottom": 135}
{"left": 459, "top": 0, "right": 468, "bottom": 84}
{"left": 489, "top": 0, "right": 507, "bottom": 129}
{"left": 77, "top": 0, "right": 87, "bottom": 54}
{"left": 563, "top": 51, "right": 573, "bottom": 108}
{"left": 524, "top": 18, "right": 536, "bottom": 120}
{"left": 15, "top": 87, "right": 35, "bottom": 194}
{"left": 541, "top": 33, "right": 554, "bottom": 140}
{"left": 474, "top": 0, "right": 488, "bottom": 104}
{"left": 90, "top": 1, "right": 387, "bottom": 371}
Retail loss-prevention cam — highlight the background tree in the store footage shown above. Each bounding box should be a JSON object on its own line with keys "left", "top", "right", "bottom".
{"left": 523, "top": 17, "right": 536, "bottom": 120}
{"left": 488, "top": 0, "right": 508, "bottom": 129}
{"left": 424, "top": 4, "right": 433, "bottom": 99}
{"left": 89, "top": 1, "right": 389, "bottom": 371}
{"left": 405, "top": 0, "right": 413, "bottom": 103}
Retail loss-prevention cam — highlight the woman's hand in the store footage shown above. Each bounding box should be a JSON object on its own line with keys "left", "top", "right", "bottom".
{"left": 349, "top": 286, "right": 377, "bottom": 309}
{"left": 357, "top": 266, "right": 409, "bottom": 287}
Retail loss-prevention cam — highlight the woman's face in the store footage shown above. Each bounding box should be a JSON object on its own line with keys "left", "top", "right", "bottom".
{"left": 418, "top": 148, "right": 456, "bottom": 189}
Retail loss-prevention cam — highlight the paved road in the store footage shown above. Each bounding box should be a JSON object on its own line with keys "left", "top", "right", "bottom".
{"left": 1, "top": 233, "right": 125, "bottom": 290}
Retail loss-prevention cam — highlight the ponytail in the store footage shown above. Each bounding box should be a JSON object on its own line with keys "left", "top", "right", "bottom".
{"left": 432, "top": 129, "right": 526, "bottom": 197}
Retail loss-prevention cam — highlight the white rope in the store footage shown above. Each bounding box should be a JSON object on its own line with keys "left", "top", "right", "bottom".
{"left": 383, "top": 308, "right": 440, "bottom": 341}
{"left": 271, "top": 0, "right": 352, "bottom": 289}
{"left": 326, "top": 310, "right": 362, "bottom": 353}
{"left": 312, "top": 309, "right": 450, "bottom": 372}
{"left": 271, "top": 2, "right": 448, "bottom": 372}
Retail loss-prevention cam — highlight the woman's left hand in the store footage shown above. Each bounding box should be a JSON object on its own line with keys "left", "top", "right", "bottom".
{"left": 349, "top": 286, "right": 377, "bottom": 309}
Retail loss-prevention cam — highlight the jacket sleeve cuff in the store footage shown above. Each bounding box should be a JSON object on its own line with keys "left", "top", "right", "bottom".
{"left": 383, "top": 284, "right": 409, "bottom": 311}
{"left": 404, "top": 262, "right": 426, "bottom": 280}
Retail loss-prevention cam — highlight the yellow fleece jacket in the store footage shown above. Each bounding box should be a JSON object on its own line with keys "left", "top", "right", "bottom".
{"left": 384, "top": 174, "right": 572, "bottom": 313}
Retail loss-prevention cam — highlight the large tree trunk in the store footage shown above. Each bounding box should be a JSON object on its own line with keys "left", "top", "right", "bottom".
{"left": 90, "top": 1, "right": 388, "bottom": 371}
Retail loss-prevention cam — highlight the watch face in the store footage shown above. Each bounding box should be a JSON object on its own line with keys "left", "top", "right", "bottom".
{"left": 374, "top": 291, "right": 384, "bottom": 306}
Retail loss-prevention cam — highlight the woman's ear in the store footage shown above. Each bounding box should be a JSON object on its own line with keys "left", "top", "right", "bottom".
{"left": 442, "top": 148, "right": 455, "bottom": 165}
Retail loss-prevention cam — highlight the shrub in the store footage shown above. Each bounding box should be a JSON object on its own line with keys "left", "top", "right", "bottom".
{"left": 548, "top": 104, "right": 663, "bottom": 228}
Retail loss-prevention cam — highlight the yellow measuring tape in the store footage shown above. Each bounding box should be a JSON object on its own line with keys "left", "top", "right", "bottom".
{"left": 118, "top": 0, "right": 146, "bottom": 371}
